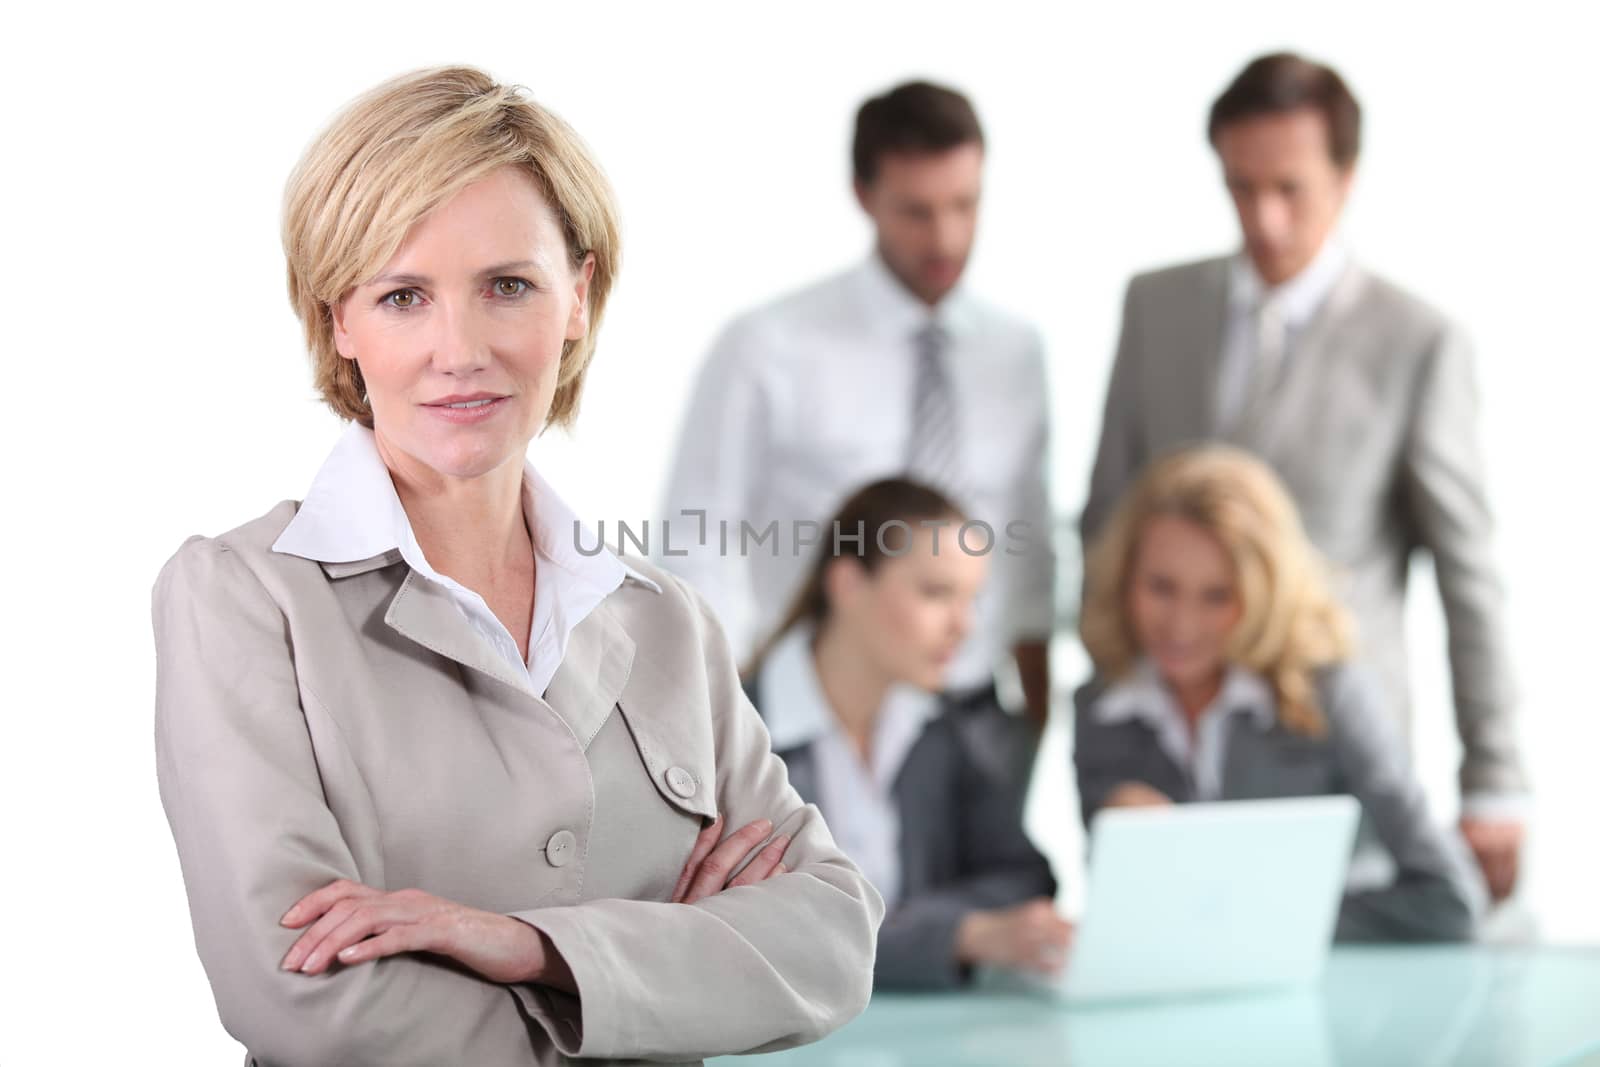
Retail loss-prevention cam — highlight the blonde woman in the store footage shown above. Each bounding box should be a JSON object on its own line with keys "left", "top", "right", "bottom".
{"left": 1074, "top": 446, "right": 1484, "bottom": 941}
{"left": 152, "top": 67, "right": 880, "bottom": 1066}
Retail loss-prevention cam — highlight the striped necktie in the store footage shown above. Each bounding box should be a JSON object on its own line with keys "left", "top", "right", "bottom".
{"left": 905, "top": 322, "right": 965, "bottom": 500}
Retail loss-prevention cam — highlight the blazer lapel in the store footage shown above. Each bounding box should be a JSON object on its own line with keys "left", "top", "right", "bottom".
{"left": 383, "top": 569, "right": 534, "bottom": 697}
{"left": 1240, "top": 263, "right": 1370, "bottom": 459}
{"left": 542, "top": 600, "right": 635, "bottom": 750}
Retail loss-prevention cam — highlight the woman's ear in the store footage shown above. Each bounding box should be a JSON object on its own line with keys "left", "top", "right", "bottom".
{"left": 822, "top": 556, "right": 870, "bottom": 618}
{"left": 330, "top": 296, "right": 357, "bottom": 360}
{"left": 565, "top": 252, "right": 597, "bottom": 342}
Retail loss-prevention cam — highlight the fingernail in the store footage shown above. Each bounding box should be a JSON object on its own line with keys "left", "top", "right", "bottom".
{"left": 756, "top": 819, "right": 773, "bottom": 833}
{"left": 776, "top": 863, "right": 789, "bottom": 875}
{"left": 279, "top": 906, "right": 297, "bottom": 925}
{"left": 338, "top": 946, "right": 357, "bottom": 960}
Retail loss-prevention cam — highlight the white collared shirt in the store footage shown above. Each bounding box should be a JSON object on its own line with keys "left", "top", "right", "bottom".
{"left": 661, "top": 253, "right": 1056, "bottom": 690}
{"left": 759, "top": 624, "right": 938, "bottom": 910}
{"left": 1214, "top": 237, "right": 1351, "bottom": 430}
{"left": 271, "top": 421, "right": 659, "bottom": 697}
{"left": 1091, "top": 658, "right": 1276, "bottom": 801}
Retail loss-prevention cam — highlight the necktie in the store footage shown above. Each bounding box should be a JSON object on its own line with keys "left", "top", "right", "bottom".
{"left": 1232, "top": 294, "right": 1289, "bottom": 439}
{"left": 905, "top": 322, "right": 965, "bottom": 501}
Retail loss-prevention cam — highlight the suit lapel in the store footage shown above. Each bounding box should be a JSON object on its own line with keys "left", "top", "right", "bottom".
{"left": 383, "top": 569, "right": 534, "bottom": 697}
{"left": 543, "top": 600, "right": 635, "bottom": 750}
{"left": 1236, "top": 264, "right": 1370, "bottom": 458}
{"left": 382, "top": 567, "right": 634, "bottom": 750}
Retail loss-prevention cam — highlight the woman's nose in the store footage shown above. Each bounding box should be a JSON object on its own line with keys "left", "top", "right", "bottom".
{"left": 431, "top": 301, "right": 493, "bottom": 375}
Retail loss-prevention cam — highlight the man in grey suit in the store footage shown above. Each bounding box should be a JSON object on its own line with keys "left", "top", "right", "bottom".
{"left": 1080, "top": 53, "right": 1527, "bottom": 900}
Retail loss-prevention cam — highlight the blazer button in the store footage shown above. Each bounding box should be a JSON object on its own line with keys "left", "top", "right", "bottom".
{"left": 665, "top": 766, "right": 698, "bottom": 798}
{"left": 545, "top": 829, "right": 577, "bottom": 867}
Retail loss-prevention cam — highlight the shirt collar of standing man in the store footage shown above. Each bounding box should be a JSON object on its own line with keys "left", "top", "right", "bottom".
{"left": 856, "top": 250, "right": 982, "bottom": 344}
{"left": 1228, "top": 234, "right": 1351, "bottom": 328}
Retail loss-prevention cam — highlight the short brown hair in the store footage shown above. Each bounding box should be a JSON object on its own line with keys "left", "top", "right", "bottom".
{"left": 1207, "top": 53, "right": 1362, "bottom": 167}
{"left": 283, "top": 66, "right": 621, "bottom": 431}
{"left": 852, "top": 80, "right": 984, "bottom": 184}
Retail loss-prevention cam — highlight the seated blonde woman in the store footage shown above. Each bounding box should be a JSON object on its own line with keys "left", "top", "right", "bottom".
{"left": 744, "top": 478, "right": 1068, "bottom": 988}
{"left": 1074, "top": 446, "right": 1485, "bottom": 941}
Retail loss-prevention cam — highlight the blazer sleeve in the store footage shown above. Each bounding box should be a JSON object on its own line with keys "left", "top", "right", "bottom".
{"left": 1402, "top": 323, "right": 1526, "bottom": 798}
{"left": 506, "top": 576, "right": 883, "bottom": 1061}
{"left": 1324, "top": 665, "right": 1488, "bottom": 942}
{"left": 1079, "top": 279, "right": 1147, "bottom": 552}
{"left": 656, "top": 318, "right": 772, "bottom": 657}
{"left": 153, "top": 537, "right": 556, "bottom": 1067}
{"left": 872, "top": 716, "right": 1058, "bottom": 991}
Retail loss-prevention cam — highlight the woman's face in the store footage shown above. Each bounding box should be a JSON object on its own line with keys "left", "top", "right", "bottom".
{"left": 1126, "top": 514, "right": 1244, "bottom": 693}
{"left": 331, "top": 166, "right": 594, "bottom": 482}
{"left": 828, "top": 526, "right": 988, "bottom": 692}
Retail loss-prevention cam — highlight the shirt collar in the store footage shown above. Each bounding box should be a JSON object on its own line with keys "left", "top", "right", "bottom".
{"left": 1094, "top": 657, "right": 1276, "bottom": 733}
{"left": 759, "top": 623, "right": 939, "bottom": 756}
{"left": 855, "top": 249, "right": 981, "bottom": 343}
{"left": 1228, "top": 236, "right": 1350, "bottom": 328}
{"left": 270, "top": 421, "right": 659, "bottom": 596}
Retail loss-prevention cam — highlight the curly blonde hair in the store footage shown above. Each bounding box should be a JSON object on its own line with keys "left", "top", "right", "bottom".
{"left": 282, "top": 65, "right": 621, "bottom": 430}
{"left": 1080, "top": 446, "right": 1353, "bottom": 736}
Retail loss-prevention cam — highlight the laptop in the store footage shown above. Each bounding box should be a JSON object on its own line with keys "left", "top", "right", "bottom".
{"left": 1059, "top": 794, "right": 1360, "bottom": 1004}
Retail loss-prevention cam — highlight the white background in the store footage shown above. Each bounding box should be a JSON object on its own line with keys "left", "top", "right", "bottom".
{"left": 2, "top": 1, "right": 1595, "bottom": 1062}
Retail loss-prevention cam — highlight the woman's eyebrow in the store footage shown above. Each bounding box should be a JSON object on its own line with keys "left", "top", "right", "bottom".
{"left": 367, "top": 260, "right": 546, "bottom": 289}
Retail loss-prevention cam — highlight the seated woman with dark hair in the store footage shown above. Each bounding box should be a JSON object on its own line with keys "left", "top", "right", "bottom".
{"left": 1075, "top": 445, "right": 1485, "bottom": 941}
{"left": 744, "top": 477, "right": 1068, "bottom": 989}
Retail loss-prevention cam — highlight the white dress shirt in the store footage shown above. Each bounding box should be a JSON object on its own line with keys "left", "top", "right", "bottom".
{"left": 271, "top": 421, "right": 659, "bottom": 697}
{"left": 758, "top": 624, "right": 938, "bottom": 911}
{"left": 1091, "top": 657, "right": 1276, "bottom": 801}
{"left": 661, "top": 253, "right": 1056, "bottom": 689}
{"left": 1215, "top": 237, "right": 1351, "bottom": 431}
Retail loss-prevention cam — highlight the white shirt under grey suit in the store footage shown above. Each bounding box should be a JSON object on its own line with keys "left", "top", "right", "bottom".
{"left": 660, "top": 253, "right": 1056, "bottom": 691}
{"left": 1081, "top": 239, "right": 1526, "bottom": 811}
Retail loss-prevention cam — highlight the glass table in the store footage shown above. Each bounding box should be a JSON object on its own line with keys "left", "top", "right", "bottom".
{"left": 712, "top": 946, "right": 1600, "bottom": 1066}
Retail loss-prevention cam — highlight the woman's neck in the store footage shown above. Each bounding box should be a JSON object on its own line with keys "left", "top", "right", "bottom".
{"left": 377, "top": 433, "right": 532, "bottom": 588}
{"left": 1167, "top": 669, "right": 1227, "bottom": 731}
{"left": 810, "top": 622, "right": 892, "bottom": 762}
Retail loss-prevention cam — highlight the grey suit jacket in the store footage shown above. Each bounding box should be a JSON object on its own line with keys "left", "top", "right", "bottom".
{"left": 152, "top": 502, "right": 882, "bottom": 1067}
{"left": 1074, "top": 662, "right": 1487, "bottom": 942}
{"left": 1080, "top": 255, "right": 1523, "bottom": 796}
{"left": 745, "top": 674, "right": 1056, "bottom": 990}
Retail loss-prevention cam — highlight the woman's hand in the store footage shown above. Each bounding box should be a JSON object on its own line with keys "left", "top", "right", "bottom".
{"left": 278, "top": 879, "right": 574, "bottom": 990}
{"left": 955, "top": 897, "right": 1073, "bottom": 975}
{"left": 1103, "top": 781, "right": 1173, "bottom": 809}
{"left": 671, "top": 814, "right": 792, "bottom": 905}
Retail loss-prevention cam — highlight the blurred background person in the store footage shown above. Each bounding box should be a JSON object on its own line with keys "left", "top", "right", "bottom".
{"left": 662, "top": 79, "right": 1056, "bottom": 734}
{"left": 1076, "top": 446, "right": 1485, "bottom": 941}
{"left": 745, "top": 478, "right": 1068, "bottom": 988}
{"left": 1078, "top": 52, "right": 1526, "bottom": 900}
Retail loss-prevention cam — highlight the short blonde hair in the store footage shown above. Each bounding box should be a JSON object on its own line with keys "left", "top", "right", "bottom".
{"left": 282, "top": 66, "right": 621, "bottom": 430}
{"left": 1080, "top": 446, "right": 1353, "bottom": 736}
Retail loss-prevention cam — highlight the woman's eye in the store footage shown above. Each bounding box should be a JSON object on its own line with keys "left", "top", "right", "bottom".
{"left": 493, "top": 277, "right": 530, "bottom": 297}
{"left": 381, "top": 289, "right": 419, "bottom": 309}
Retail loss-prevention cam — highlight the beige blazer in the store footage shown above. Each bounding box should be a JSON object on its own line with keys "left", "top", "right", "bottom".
{"left": 1080, "top": 256, "right": 1523, "bottom": 798}
{"left": 152, "top": 500, "right": 882, "bottom": 1067}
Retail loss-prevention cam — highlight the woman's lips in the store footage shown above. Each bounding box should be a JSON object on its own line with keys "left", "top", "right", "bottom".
{"left": 422, "top": 396, "right": 510, "bottom": 424}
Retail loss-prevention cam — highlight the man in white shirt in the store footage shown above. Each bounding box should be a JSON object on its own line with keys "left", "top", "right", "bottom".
{"left": 1080, "top": 53, "right": 1527, "bottom": 900}
{"left": 661, "top": 80, "right": 1055, "bottom": 730}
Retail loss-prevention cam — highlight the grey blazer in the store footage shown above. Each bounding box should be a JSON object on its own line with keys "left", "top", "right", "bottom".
{"left": 745, "top": 674, "right": 1057, "bottom": 990}
{"left": 1073, "top": 662, "right": 1487, "bottom": 942}
{"left": 1080, "top": 256, "right": 1523, "bottom": 796}
{"left": 152, "top": 502, "right": 882, "bottom": 1067}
